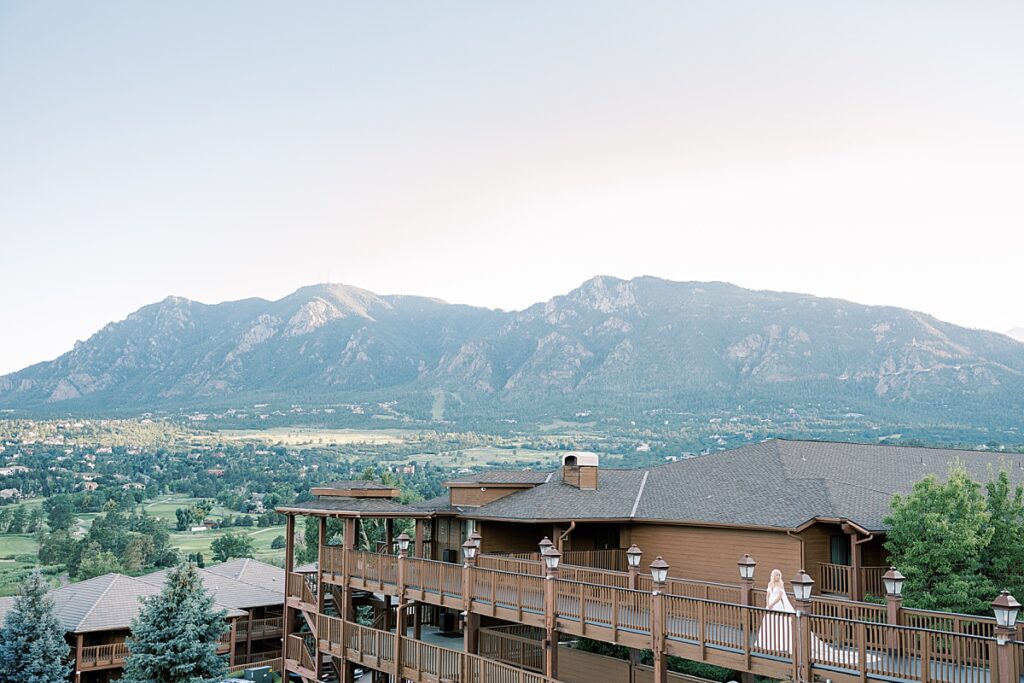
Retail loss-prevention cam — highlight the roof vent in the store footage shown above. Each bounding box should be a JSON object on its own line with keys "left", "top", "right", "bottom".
{"left": 562, "top": 451, "right": 598, "bottom": 490}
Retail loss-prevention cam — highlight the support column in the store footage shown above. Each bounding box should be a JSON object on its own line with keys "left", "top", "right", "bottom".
{"left": 317, "top": 516, "right": 327, "bottom": 613}
{"left": 283, "top": 514, "right": 296, "bottom": 644}
{"left": 847, "top": 528, "right": 863, "bottom": 602}
{"left": 74, "top": 633, "right": 83, "bottom": 683}
{"left": 794, "top": 593, "right": 813, "bottom": 683}
{"left": 385, "top": 517, "right": 394, "bottom": 553}
{"left": 414, "top": 519, "right": 425, "bottom": 558}
{"left": 229, "top": 618, "right": 238, "bottom": 667}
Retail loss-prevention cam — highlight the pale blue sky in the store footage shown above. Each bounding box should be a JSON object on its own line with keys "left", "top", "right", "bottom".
{"left": 1, "top": 1, "right": 1022, "bottom": 373}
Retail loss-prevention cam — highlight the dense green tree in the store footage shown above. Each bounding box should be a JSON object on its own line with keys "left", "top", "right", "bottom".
{"left": 210, "top": 531, "right": 254, "bottom": 562}
{"left": 44, "top": 495, "right": 75, "bottom": 532}
{"left": 884, "top": 464, "right": 995, "bottom": 614}
{"left": 7, "top": 506, "right": 27, "bottom": 534}
{"left": 983, "top": 469, "right": 1024, "bottom": 598}
{"left": 120, "top": 563, "right": 228, "bottom": 683}
{"left": 77, "top": 542, "right": 122, "bottom": 579}
{"left": 0, "top": 571, "right": 70, "bottom": 683}
{"left": 270, "top": 535, "right": 286, "bottom": 550}
{"left": 38, "top": 531, "right": 78, "bottom": 566}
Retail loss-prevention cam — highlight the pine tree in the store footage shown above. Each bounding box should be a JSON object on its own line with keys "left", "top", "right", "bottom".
{"left": 0, "top": 571, "right": 70, "bottom": 683}
{"left": 120, "top": 562, "right": 228, "bottom": 683}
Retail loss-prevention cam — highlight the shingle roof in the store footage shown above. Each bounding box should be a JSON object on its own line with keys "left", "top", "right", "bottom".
{"left": 41, "top": 573, "right": 245, "bottom": 633}
{"left": 320, "top": 480, "right": 394, "bottom": 490}
{"left": 277, "top": 497, "right": 426, "bottom": 516}
{"left": 138, "top": 566, "right": 283, "bottom": 609}
{"left": 204, "top": 558, "right": 284, "bottom": 594}
{"left": 409, "top": 494, "right": 460, "bottom": 513}
{"left": 463, "top": 440, "right": 1024, "bottom": 532}
{"left": 467, "top": 468, "right": 649, "bottom": 521}
{"left": 446, "top": 471, "right": 553, "bottom": 485}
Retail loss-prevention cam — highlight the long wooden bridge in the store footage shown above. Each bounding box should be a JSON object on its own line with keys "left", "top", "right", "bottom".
{"left": 285, "top": 545, "right": 1023, "bottom": 683}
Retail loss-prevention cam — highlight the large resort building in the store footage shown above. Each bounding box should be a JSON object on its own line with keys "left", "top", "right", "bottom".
{"left": 278, "top": 439, "right": 1024, "bottom": 683}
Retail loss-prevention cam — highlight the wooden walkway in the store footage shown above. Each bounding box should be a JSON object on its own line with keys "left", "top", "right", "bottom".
{"left": 292, "top": 548, "right": 1024, "bottom": 683}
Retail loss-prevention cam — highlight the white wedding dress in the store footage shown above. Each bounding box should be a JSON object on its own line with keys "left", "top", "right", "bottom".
{"left": 754, "top": 586, "right": 873, "bottom": 667}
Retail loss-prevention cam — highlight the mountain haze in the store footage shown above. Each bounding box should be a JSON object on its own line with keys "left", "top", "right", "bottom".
{"left": 3, "top": 277, "right": 1024, "bottom": 426}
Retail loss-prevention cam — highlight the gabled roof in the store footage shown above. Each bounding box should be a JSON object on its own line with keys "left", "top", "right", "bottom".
{"left": 37, "top": 573, "right": 246, "bottom": 634}
{"left": 409, "top": 494, "right": 459, "bottom": 514}
{"left": 204, "top": 557, "right": 284, "bottom": 594}
{"left": 138, "top": 565, "right": 282, "bottom": 609}
{"left": 461, "top": 440, "right": 1024, "bottom": 532}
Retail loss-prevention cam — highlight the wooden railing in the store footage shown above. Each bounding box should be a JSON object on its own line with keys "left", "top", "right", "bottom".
{"left": 479, "top": 626, "right": 546, "bottom": 673}
{"left": 405, "top": 556, "right": 464, "bottom": 602}
{"left": 237, "top": 616, "right": 283, "bottom": 640}
{"left": 228, "top": 656, "right": 282, "bottom": 674}
{"left": 321, "top": 543, "right": 345, "bottom": 580}
{"left": 78, "top": 642, "right": 129, "bottom": 669}
{"left": 346, "top": 549, "right": 399, "bottom": 588}
{"left": 231, "top": 650, "right": 282, "bottom": 668}
{"left": 286, "top": 571, "right": 305, "bottom": 601}
{"left": 312, "top": 615, "right": 558, "bottom": 683}
{"left": 470, "top": 567, "right": 546, "bottom": 624}
{"left": 819, "top": 563, "right": 890, "bottom": 597}
{"left": 286, "top": 634, "right": 316, "bottom": 675}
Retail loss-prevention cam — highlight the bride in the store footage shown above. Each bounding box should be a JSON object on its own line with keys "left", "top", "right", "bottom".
{"left": 755, "top": 569, "right": 795, "bottom": 653}
{"left": 754, "top": 569, "right": 873, "bottom": 667}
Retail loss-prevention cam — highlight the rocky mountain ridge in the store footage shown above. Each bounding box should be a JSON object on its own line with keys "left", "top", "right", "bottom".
{"left": 3, "top": 277, "right": 1023, "bottom": 427}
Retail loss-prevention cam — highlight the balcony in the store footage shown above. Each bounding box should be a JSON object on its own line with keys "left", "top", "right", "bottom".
{"left": 78, "top": 642, "right": 129, "bottom": 670}
{"left": 818, "top": 562, "right": 889, "bottom": 598}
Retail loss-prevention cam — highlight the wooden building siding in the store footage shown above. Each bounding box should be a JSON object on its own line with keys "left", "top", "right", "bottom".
{"left": 478, "top": 521, "right": 554, "bottom": 554}
{"left": 450, "top": 485, "right": 533, "bottom": 508}
{"left": 624, "top": 523, "right": 802, "bottom": 587}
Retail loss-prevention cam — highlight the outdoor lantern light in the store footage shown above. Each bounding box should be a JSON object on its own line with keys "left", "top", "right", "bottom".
{"left": 469, "top": 530, "right": 482, "bottom": 545}
{"left": 791, "top": 570, "right": 815, "bottom": 602}
{"left": 626, "top": 544, "right": 643, "bottom": 569}
{"left": 650, "top": 556, "right": 669, "bottom": 585}
{"left": 992, "top": 591, "right": 1021, "bottom": 628}
{"left": 542, "top": 546, "right": 561, "bottom": 572}
{"left": 396, "top": 532, "right": 411, "bottom": 554}
{"left": 538, "top": 537, "right": 554, "bottom": 555}
{"left": 882, "top": 567, "right": 905, "bottom": 597}
{"left": 738, "top": 554, "right": 756, "bottom": 581}
{"left": 462, "top": 539, "right": 478, "bottom": 561}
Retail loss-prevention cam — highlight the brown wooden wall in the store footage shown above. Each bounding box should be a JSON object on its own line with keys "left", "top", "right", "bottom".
{"left": 478, "top": 521, "right": 552, "bottom": 554}
{"left": 624, "top": 523, "right": 802, "bottom": 588}
{"left": 450, "top": 486, "right": 531, "bottom": 508}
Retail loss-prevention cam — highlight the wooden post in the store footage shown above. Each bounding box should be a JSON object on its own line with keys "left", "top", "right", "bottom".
{"left": 544, "top": 569, "right": 559, "bottom": 680}
{"left": 995, "top": 625, "right": 1016, "bottom": 683}
{"left": 414, "top": 518, "right": 425, "bottom": 558}
{"left": 245, "top": 609, "right": 254, "bottom": 655}
{"left": 848, "top": 532, "right": 863, "bottom": 602}
{"left": 317, "top": 516, "right": 327, "bottom": 614}
{"left": 283, "top": 514, "right": 296, "bottom": 644}
{"left": 651, "top": 586, "right": 667, "bottom": 683}
{"left": 793, "top": 595, "right": 813, "bottom": 683}
{"left": 886, "top": 593, "right": 902, "bottom": 649}
{"left": 229, "top": 618, "right": 238, "bottom": 667}
{"left": 385, "top": 517, "right": 394, "bottom": 553}
{"left": 463, "top": 546, "right": 479, "bottom": 655}
{"left": 74, "top": 633, "right": 83, "bottom": 683}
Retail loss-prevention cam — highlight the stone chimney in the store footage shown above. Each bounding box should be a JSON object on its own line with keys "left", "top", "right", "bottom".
{"left": 562, "top": 451, "right": 599, "bottom": 490}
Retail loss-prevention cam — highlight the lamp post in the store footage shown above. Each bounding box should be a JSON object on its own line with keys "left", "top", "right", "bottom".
{"left": 626, "top": 544, "right": 643, "bottom": 590}
{"left": 462, "top": 538, "right": 480, "bottom": 654}
{"left": 396, "top": 532, "right": 411, "bottom": 557}
{"left": 790, "top": 570, "right": 814, "bottom": 683}
{"left": 738, "top": 554, "right": 756, "bottom": 606}
{"left": 992, "top": 591, "right": 1020, "bottom": 683}
{"left": 539, "top": 536, "right": 554, "bottom": 560}
{"left": 542, "top": 546, "right": 562, "bottom": 679}
{"left": 882, "top": 567, "right": 904, "bottom": 622}
{"left": 649, "top": 557, "right": 670, "bottom": 683}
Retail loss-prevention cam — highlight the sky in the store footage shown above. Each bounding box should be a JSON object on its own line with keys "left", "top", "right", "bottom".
{"left": 1, "top": 1, "right": 1022, "bottom": 374}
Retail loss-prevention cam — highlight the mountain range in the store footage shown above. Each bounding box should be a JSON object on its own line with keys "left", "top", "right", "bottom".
{"left": 3, "top": 276, "right": 1024, "bottom": 428}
